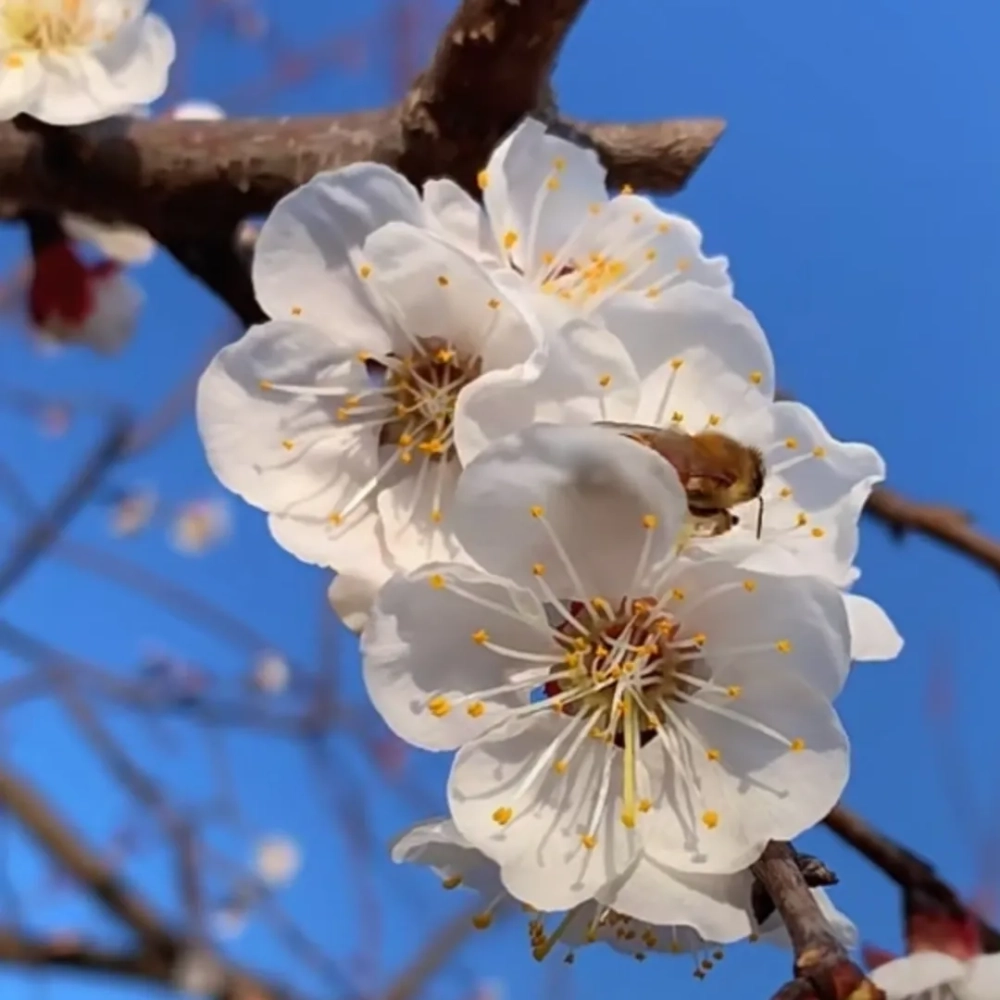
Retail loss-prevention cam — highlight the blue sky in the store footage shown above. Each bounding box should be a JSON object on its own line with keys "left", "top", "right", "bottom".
{"left": 0, "top": 0, "right": 998, "bottom": 998}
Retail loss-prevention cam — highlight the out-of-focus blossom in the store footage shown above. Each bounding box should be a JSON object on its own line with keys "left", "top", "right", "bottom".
{"left": 253, "top": 834, "right": 301, "bottom": 887}
{"left": 169, "top": 99, "right": 226, "bottom": 121}
{"left": 29, "top": 241, "right": 142, "bottom": 354}
{"left": 170, "top": 498, "right": 232, "bottom": 555}
{"left": 0, "top": 0, "right": 176, "bottom": 125}
{"left": 38, "top": 404, "right": 71, "bottom": 438}
{"left": 109, "top": 487, "right": 158, "bottom": 538}
{"left": 172, "top": 948, "right": 225, "bottom": 998}
{"left": 250, "top": 651, "right": 291, "bottom": 695}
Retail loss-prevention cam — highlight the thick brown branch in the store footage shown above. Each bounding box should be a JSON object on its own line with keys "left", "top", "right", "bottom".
{"left": 752, "top": 843, "right": 882, "bottom": 1000}
{"left": 398, "top": 0, "right": 589, "bottom": 186}
{"left": 864, "top": 485, "right": 1000, "bottom": 576}
{"left": 567, "top": 117, "right": 727, "bottom": 193}
{"left": 825, "top": 804, "right": 1000, "bottom": 951}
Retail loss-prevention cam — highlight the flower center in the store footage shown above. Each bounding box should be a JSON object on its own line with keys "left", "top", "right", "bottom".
{"left": 2, "top": 0, "right": 104, "bottom": 51}
{"left": 544, "top": 597, "right": 699, "bottom": 748}
{"left": 373, "top": 338, "right": 481, "bottom": 464}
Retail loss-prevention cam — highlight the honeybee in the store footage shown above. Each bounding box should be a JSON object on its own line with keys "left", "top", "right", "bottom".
{"left": 603, "top": 423, "right": 767, "bottom": 538}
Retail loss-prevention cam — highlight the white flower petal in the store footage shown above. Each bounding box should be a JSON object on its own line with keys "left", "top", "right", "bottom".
{"left": 448, "top": 712, "right": 639, "bottom": 911}
{"left": 871, "top": 953, "right": 967, "bottom": 998}
{"left": 77, "top": 268, "right": 142, "bottom": 353}
{"left": 454, "top": 299, "right": 640, "bottom": 467}
{"left": 268, "top": 499, "right": 383, "bottom": 572}
{"left": 0, "top": 55, "right": 43, "bottom": 120}
{"left": 482, "top": 118, "right": 608, "bottom": 276}
{"left": 362, "top": 222, "right": 539, "bottom": 364}
{"left": 961, "top": 953, "right": 1000, "bottom": 1000}
{"left": 453, "top": 424, "right": 688, "bottom": 598}
{"left": 376, "top": 457, "right": 464, "bottom": 570}
{"left": 604, "top": 284, "right": 775, "bottom": 430}
{"left": 90, "top": 12, "right": 175, "bottom": 108}
{"left": 195, "top": 320, "right": 378, "bottom": 519}
{"left": 644, "top": 669, "right": 848, "bottom": 873}
{"left": 424, "top": 179, "right": 499, "bottom": 262}
{"left": 668, "top": 559, "right": 852, "bottom": 700}
{"left": 62, "top": 215, "right": 156, "bottom": 265}
{"left": 390, "top": 817, "right": 505, "bottom": 899}
{"left": 327, "top": 558, "right": 391, "bottom": 634}
{"left": 252, "top": 165, "right": 423, "bottom": 347}
{"left": 845, "top": 593, "right": 903, "bottom": 662}
{"left": 600, "top": 856, "right": 757, "bottom": 944}
{"left": 362, "top": 563, "right": 550, "bottom": 750}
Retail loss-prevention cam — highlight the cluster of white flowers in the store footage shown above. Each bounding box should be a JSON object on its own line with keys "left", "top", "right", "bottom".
{"left": 196, "top": 118, "right": 903, "bottom": 967}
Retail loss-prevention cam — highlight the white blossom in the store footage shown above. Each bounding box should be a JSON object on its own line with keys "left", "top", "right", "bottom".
{"left": 197, "top": 166, "right": 637, "bottom": 629}
{"left": 170, "top": 498, "right": 231, "bottom": 555}
{"left": 870, "top": 951, "right": 1000, "bottom": 1000}
{"left": 364, "top": 425, "right": 851, "bottom": 911}
{"left": 0, "top": 0, "right": 176, "bottom": 126}
{"left": 424, "top": 117, "right": 731, "bottom": 314}
{"left": 253, "top": 834, "right": 301, "bottom": 886}
{"left": 250, "top": 651, "right": 291, "bottom": 695}
{"left": 29, "top": 241, "right": 142, "bottom": 353}
{"left": 392, "top": 818, "right": 856, "bottom": 964}
{"left": 457, "top": 270, "right": 900, "bottom": 664}
{"left": 172, "top": 948, "right": 225, "bottom": 998}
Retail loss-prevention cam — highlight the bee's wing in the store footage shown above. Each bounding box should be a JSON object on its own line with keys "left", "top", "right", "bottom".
{"left": 597, "top": 422, "right": 697, "bottom": 481}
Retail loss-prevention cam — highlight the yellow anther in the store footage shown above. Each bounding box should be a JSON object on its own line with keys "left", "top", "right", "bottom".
{"left": 356, "top": 350, "right": 371, "bottom": 363}
{"left": 743, "top": 579, "right": 757, "bottom": 592}
{"left": 632, "top": 212, "right": 643, "bottom": 223}
{"left": 418, "top": 439, "right": 445, "bottom": 455}
{"left": 811, "top": 527, "right": 826, "bottom": 538}
{"left": 492, "top": 806, "right": 513, "bottom": 826}
{"left": 620, "top": 811, "right": 636, "bottom": 829}
{"left": 336, "top": 406, "right": 352, "bottom": 421}
{"left": 546, "top": 176, "right": 560, "bottom": 191}
{"left": 428, "top": 573, "right": 446, "bottom": 590}
{"left": 779, "top": 486, "right": 793, "bottom": 499}
{"left": 487, "top": 297, "right": 501, "bottom": 309}
{"left": 790, "top": 738, "right": 806, "bottom": 752}
{"left": 785, "top": 437, "right": 799, "bottom": 449}
{"left": 671, "top": 411, "right": 684, "bottom": 423}
{"left": 467, "top": 701, "right": 486, "bottom": 718}
{"left": 727, "top": 685, "right": 742, "bottom": 699}
{"left": 530, "top": 505, "right": 544, "bottom": 519}
{"left": 796, "top": 512, "right": 809, "bottom": 527}
{"left": 812, "top": 446, "right": 827, "bottom": 458}
{"left": 645, "top": 286, "right": 661, "bottom": 299}
{"left": 430, "top": 508, "right": 444, "bottom": 524}
{"left": 670, "top": 587, "right": 685, "bottom": 600}
{"left": 598, "top": 373, "right": 612, "bottom": 388}
{"left": 592, "top": 597, "right": 610, "bottom": 613}
{"left": 258, "top": 379, "right": 274, "bottom": 391}
{"left": 670, "top": 358, "right": 684, "bottom": 371}
{"left": 477, "top": 170, "right": 489, "bottom": 190}
{"left": 691, "top": 632, "right": 707, "bottom": 646}
{"left": 541, "top": 251, "right": 555, "bottom": 266}
{"left": 645, "top": 248, "right": 658, "bottom": 261}
{"left": 657, "top": 222, "right": 670, "bottom": 234}
{"left": 427, "top": 696, "right": 451, "bottom": 717}
{"left": 552, "top": 156, "right": 566, "bottom": 171}
{"left": 471, "top": 629, "right": 489, "bottom": 646}
{"left": 553, "top": 759, "right": 568, "bottom": 775}
{"left": 281, "top": 439, "right": 294, "bottom": 450}
{"left": 434, "top": 347, "right": 454, "bottom": 364}
{"left": 621, "top": 184, "right": 634, "bottom": 194}
{"left": 397, "top": 433, "right": 413, "bottom": 448}
{"left": 6, "top": 55, "right": 24, "bottom": 68}
{"left": 580, "top": 834, "right": 597, "bottom": 850}
{"left": 290, "top": 305, "right": 302, "bottom": 316}
{"left": 642, "top": 514, "right": 659, "bottom": 530}
{"left": 676, "top": 257, "right": 691, "bottom": 271}
{"left": 359, "top": 264, "right": 372, "bottom": 278}
{"left": 701, "top": 810, "right": 719, "bottom": 829}
{"left": 441, "top": 874, "right": 462, "bottom": 889}
{"left": 775, "top": 639, "right": 793, "bottom": 654}
{"left": 638, "top": 798, "right": 652, "bottom": 813}
{"left": 532, "top": 562, "right": 546, "bottom": 576}
{"left": 588, "top": 202, "right": 602, "bottom": 215}
{"left": 707, "top": 413, "right": 721, "bottom": 426}
{"left": 748, "top": 371, "right": 763, "bottom": 385}
{"left": 472, "top": 913, "right": 493, "bottom": 930}
{"left": 399, "top": 451, "right": 413, "bottom": 464}
{"left": 706, "top": 748, "right": 721, "bottom": 762}
{"left": 436, "top": 275, "right": 450, "bottom": 289}
{"left": 503, "top": 230, "right": 518, "bottom": 250}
